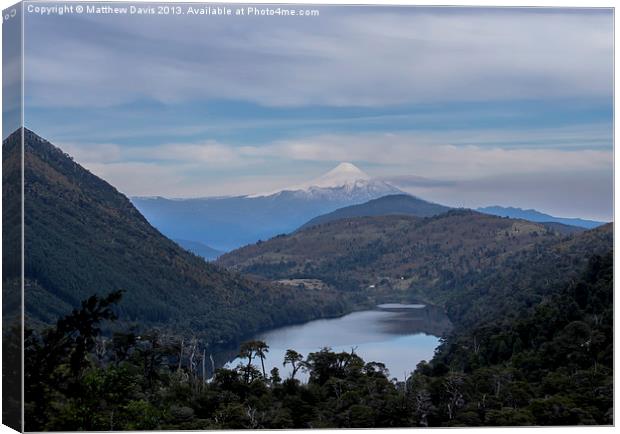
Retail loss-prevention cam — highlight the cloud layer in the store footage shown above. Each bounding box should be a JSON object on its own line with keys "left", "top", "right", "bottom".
{"left": 60, "top": 129, "right": 612, "bottom": 220}
{"left": 24, "top": 7, "right": 613, "bottom": 108}
{"left": 20, "top": 5, "right": 614, "bottom": 221}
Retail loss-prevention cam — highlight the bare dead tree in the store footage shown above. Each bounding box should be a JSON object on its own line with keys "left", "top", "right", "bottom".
{"left": 473, "top": 336, "right": 481, "bottom": 355}
{"left": 201, "top": 348, "right": 206, "bottom": 384}
{"left": 94, "top": 336, "right": 108, "bottom": 363}
{"left": 188, "top": 337, "right": 197, "bottom": 375}
{"left": 178, "top": 338, "right": 184, "bottom": 372}
{"left": 444, "top": 372, "right": 465, "bottom": 420}
{"left": 415, "top": 389, "right": 433, "bottom": 427}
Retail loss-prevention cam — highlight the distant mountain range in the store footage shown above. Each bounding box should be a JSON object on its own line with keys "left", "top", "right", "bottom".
{"left": 132, "top": 162, "right": 403, "bottom": 251}
{"left": 298, "top": 194, "right": 588, "bottom": 235}
{"left": 175, "top": 239, "right": 223, "bottom": 260}
{"left": 299, "top": 194, "right": 451, "bottom": 230}
{"left": 8, "top": 129, "right": 347, "bottom": 342}
{"left": 477, "top": 206, "right": 605, "bottom": 229}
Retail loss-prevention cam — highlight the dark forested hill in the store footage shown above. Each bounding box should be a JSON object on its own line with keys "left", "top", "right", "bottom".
{"left": 298, "top": 194, "right": 451, "bottom": 230}
{"left": 7, "top": 129, "right": 346, "bottom": 343}
{"left": 443, "top": 223, "right": 613, "bottom": 329}
{"left": 219, "top": 210, "right": 592, "bottom": 303}
{"left": 410, "top": 247, "right": 613, "bottom": 426}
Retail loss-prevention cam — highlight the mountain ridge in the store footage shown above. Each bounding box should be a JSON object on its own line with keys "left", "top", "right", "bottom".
{"left": 478, "top": 205, "right": 606, "bottom": 229}
{"left": 298, "top": 193, "right": 452, "bottom": 230}
{"left": 9, "top": 128, "right": 347, "bottom": 343}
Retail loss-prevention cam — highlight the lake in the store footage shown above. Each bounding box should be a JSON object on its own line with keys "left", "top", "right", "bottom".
{"left": 223, "top": 303, "right": 451, "bottom": 381}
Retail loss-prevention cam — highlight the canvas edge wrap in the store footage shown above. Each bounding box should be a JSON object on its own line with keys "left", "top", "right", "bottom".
{"left": 2, "top": 1, "right": 24, "bottom": 432}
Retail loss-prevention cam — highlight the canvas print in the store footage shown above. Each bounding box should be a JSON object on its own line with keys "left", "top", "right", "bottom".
{"left": 2, "top": 2, "right": 614, "bottom": 431}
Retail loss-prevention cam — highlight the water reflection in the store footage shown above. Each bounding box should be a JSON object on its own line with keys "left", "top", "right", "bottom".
{"left": 219, "top": 303, "right": 451, "bottom": 381}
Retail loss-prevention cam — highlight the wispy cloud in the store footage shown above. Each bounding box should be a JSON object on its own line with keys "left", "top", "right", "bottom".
{"left": 245, "top": 131, "right": 612, "bottom": 180}
{"left": 62, "top": 129, "right": 611, "bottom": 214}
{"left": 20, "top": 5, "right": 613, "bottom": 221}
{"left": 24, "top": 7, "right": 612, "bottom": 108}
{"left": 69, "top": 131, "right": 612, "bottom": 221}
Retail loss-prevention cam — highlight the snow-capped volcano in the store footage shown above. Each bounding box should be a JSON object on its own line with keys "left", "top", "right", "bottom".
{"left": 298, "top": 162, "right": 371, "bottom": 189}
{"left": 250, "top": 162, "right": 402, "bottom": 200}
{"left": 134, "top": 162, "right": 404, "bottom": 251}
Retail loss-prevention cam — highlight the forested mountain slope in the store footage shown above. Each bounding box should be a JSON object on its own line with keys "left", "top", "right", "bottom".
{"left": 411, "top": 249, "right": 613, "bottom": 425}
{"left": 6, "top": 129, "right": 347, "bottom": 344}
{"left": 219, "top": 210, "right": 594, "bottom": 303}
{"left": 443, "top": 223, "right": 613, "bottom": 328}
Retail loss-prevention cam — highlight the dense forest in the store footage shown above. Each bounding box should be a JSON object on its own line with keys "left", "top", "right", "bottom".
{"left": 413, "top": 251, "right": 613, "bottom": 425}
{"left": 218, "top": 210, "right": 609, "bottom": 307}
{"left": 19, "top": 251, "right": 612, "bottom": 429}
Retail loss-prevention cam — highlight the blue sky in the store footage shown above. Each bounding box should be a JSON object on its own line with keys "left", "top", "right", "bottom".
{"left": 17, "top": 4, "right": 614, "bottom": 220}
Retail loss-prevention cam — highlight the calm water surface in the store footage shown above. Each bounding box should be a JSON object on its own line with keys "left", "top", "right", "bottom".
{"left": 224, "top": 303, "right": 451, "bottom": 381}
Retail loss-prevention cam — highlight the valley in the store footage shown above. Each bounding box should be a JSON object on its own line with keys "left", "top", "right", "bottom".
{"left": 8, "top": 128, "right": 613, "bottom": 428}
{"left": 10, "top": 129, "right": 349, "bottom": 344}
{"left": 13, "top": 128, "right": 612, "bottom": 353}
